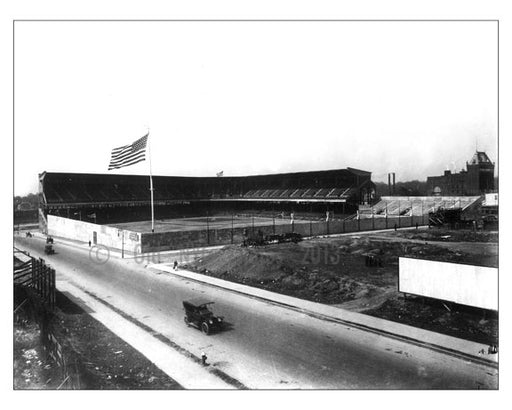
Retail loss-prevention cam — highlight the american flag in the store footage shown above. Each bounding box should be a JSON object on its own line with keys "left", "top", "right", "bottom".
{"left": 108, "top": 134, "right": 148, "bottom": 170}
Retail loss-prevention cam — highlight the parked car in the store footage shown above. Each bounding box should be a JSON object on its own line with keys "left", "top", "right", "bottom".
{"left": 183, "top": 299, "right": 224, "bottom": 335}
{"left": 44, "top": 244, "right": 55, "bottom": 255}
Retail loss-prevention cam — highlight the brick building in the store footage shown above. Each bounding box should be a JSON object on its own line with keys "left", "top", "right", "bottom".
{"left": 427, "top": 151, "right": 495, "bottom": 196}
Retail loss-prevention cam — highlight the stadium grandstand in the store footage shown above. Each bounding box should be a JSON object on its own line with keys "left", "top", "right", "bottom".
{"left": 358, "top": 196, "right": 483, "bottom": 218}
{"left": 38, "top": 167, "right": 376, "bottom": 232}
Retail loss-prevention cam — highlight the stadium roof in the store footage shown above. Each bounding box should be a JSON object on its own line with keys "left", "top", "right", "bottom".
{"left": 39, "top": 167, "right": 370, "bottom": 181}
{"left": 39, "top": 167, "right": 374, "bottom": 207}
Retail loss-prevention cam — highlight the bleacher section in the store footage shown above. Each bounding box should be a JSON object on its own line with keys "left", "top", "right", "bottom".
{"left": 360, "top": 196, "right": 482, "bottom": 218}
{"left": 241, "top": 186, "right": 355, "bottom": 201}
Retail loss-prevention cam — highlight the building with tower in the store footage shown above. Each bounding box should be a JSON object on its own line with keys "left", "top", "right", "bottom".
{"left": 427, "top": 151, "right": 495, "bottom": 196}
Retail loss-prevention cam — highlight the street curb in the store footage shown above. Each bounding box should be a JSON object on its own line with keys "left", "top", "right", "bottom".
{"left": 156, "top": 267, "right": 498, "bottom": 370}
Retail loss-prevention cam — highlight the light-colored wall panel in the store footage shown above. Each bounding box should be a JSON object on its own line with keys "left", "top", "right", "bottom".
{"left": 399, "top": 257, "right": 497, "bottom": 311}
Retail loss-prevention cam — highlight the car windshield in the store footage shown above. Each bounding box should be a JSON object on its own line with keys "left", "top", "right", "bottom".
{"left": 198, "top": 307, "right": 212, "bottom": 316}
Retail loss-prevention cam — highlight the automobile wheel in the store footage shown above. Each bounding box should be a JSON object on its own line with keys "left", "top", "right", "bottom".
{"left": 184, "top": 316, "right": 190, "bottom": 326}
{"left": 201, "top": 322, "right": 210, "bottom": 335}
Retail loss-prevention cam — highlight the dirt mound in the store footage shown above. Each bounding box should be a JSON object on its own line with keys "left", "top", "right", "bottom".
{"left": 187, "top": 243, "right": 389, "bottom": 304}
{"left": 191, "top": 246, "right": 292, "bottom": 281}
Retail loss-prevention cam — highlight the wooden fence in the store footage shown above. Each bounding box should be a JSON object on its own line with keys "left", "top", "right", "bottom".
{"left": 14, "top": 248, "right": 56, "bottom": 310}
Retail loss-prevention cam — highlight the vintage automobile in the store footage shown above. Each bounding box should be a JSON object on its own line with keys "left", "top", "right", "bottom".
{"left": 44, "top": 244, "right": 55, "bottom": 255}
{"left": 183, "top": 299, "right": 224, "bottom": 335}
{"left": 46, "top": 236, "right": 54, "bottom": 244}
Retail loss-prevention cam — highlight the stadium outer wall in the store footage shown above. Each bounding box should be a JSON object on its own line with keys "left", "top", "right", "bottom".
{"left": 47, "top": 213, "right": 429, "bottom": 254}
{"left": 47, "top": 215, "right": 141, "bottom": 252}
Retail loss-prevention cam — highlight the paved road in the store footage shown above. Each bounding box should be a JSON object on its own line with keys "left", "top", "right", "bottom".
{"left": 15, "top": 235, "right": 498, "bottom": 389}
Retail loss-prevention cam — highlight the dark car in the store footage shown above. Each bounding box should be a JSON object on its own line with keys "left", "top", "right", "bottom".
{"left": 44, "top": 244, "right": 55, "bottom": 255}
{"left": 183, "top": 298, "right": 224, "bottom": 335}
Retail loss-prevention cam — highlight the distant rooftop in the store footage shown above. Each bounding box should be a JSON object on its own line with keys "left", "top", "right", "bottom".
{"left": 468, "top": 151, "right": 493, "bottom": 165}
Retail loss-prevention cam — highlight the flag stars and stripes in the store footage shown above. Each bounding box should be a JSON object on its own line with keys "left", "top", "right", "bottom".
{"left": 108, "top": 134, "right": 148, "bottom": 170}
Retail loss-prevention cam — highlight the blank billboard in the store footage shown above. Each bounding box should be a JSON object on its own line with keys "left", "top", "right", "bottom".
{"left": 399, "top": 257, "right": 497, "bottom": 311}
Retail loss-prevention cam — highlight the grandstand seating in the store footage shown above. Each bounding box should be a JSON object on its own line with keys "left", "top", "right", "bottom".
{"left": 279, "top": 189, "right": 294, "bottom": 198}
{"left": 40, "top": 168, "right": 374, "bottom": 211}
{"left": 239, "top": 186, "right": 356, "bottom": 201}
{"left": 360, "top": 196, "right": 482, "bottom": 218}
{"left": 301, "top": 188, "right": 316, "bottom": 198}
{"left": 290, "top": 189, "right": 306, "bottom": 198}
{"left": 314, "top": 188, "right": 331, "bottom": 198}
{"left": 43, "top": 176, "right": 361, "bottom": 205}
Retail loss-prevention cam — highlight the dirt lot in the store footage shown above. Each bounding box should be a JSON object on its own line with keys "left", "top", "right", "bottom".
{"left": 185, "top": 228, "right": 498, "bottom": 344}
{"left": 13, "top": 292, "right": 181, "bottom": 390}
{"left": 387, "top": 228, "right": 498, "bottom": 243}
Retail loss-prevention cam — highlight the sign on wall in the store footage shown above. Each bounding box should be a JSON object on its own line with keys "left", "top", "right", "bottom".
{"left": 399, "top": 257, "right": 498, "bottom": 311}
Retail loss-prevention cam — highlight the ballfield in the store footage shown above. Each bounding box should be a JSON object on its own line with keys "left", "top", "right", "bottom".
{"left": 110, "top": 215, "right": 308, "bottom": 233}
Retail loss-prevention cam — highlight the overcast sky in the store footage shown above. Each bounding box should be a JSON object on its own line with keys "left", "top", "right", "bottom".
{"left": 14, "top": 21, "right": 497, "bottom": 196}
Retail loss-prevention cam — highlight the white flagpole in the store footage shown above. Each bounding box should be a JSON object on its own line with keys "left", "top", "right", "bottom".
{"left": 148, "top": 129, "right": 155, "bottom": 233}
